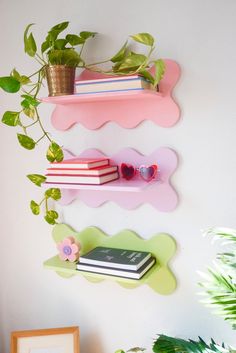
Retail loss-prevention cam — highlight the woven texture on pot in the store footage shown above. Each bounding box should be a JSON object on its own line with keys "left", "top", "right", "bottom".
{"left": 46, "top": 65, "right": 75, "bottom": 96}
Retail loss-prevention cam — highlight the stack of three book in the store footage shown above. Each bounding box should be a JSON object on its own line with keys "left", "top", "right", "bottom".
{"left": 45, "top": 157, "right": 119, "bottom": 185}
{"left": 76, "top": 246, "right": 156, "bottom": 280}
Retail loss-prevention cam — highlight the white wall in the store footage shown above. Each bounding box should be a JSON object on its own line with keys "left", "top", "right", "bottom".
{"left": 1, "top": 0, "right": 236, "bottom": 352}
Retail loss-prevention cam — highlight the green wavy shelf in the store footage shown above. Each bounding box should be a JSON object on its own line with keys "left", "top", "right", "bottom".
{"left": 44, "top": 223, "right": 177, "bottom": 295}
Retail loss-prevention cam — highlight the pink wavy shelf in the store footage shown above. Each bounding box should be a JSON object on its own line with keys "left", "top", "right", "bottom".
{"left": 45, "top": 147, "right": 178, "bottom": 211}
{"left": 41, "top": 59, "right": 181, "bottom": 130}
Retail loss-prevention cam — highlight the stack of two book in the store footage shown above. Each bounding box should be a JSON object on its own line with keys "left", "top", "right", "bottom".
{"left": 45, "top": 157, "right": 119, "bottom": 185}
{"left": 76, "top": 246, "right": 156, "bottom": 280}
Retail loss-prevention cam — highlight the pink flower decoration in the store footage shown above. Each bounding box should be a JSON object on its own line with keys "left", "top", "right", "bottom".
{"left": 57, "top": 236, "right": 81, "bottom": 262}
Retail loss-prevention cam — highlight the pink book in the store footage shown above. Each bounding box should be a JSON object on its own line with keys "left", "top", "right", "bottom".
{"left": 47, "top": 165, "right": 118, "bottom": 176}
{"left": 50, "top": 157, "right": 109, "bottom": 170}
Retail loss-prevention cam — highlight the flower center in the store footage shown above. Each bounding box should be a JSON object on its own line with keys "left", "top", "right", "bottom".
{"left": 63, "top": 245, "right": 72, "bottom": 256}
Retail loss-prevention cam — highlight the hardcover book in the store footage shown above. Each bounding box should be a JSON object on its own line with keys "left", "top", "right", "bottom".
{"left": 50, "top": 157, "right": 109, "bottom": 169}
{"left": 76, "top": 256, "right": 156, "bottom": 280}
{"left": 47, "top": 165, "right": 118, "bottom": 176}
{"left": 78, "top": 246, "right": 152, "bottom": 270}
{"left": 45, "top": 171, "right": 119, "bottom": 185}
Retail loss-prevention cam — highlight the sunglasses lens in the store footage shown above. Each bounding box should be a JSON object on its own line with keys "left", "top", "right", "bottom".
{"left": 139, "top": 164, "right": 158, "bottom": 181}
{"left": 121, "top": 163, "right": 136, "bottom": 180}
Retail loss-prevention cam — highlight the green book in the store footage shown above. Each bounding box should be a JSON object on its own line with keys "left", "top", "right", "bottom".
{"left": 79, "top": 246, "right": 152, "bottom": 270}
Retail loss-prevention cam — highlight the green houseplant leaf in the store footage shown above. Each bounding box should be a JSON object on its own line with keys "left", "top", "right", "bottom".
{"left": 0, "top": 76, "right": 21, "bottom": 93}
{"left": 66, "top": 34, "right": 85, "bottom": 46}
{"left": 47, "top": 49, "right": 81, "bottom": 66}
{"left": 30, "top": 200, "right": 40, "bottom": 215}
{"left": 45, "top": 188, "right": 61, "bottom": 200}
{"left": 139, "top": 69, "right": 155, "bottom": 85}
{"left": 111, "top": 41, "right": 128, "bottom": 63}
{"left": 44, "top": 210, "right": 59, "bottom": 225}
{"left": 21, "top": 94, "right": 40, "bottom": 107}
{"left": 130, "top": 33, "right": 154, "bottom": 46}
{"left": 114, "top": 53, "right": 147, "bottom": 72}
{"left": 46, "top": 21, "right": 69, "bottom": 44}
{"left": 24, "top": 23, "right": 37, "bottom": 57}
{"left": 153, "top": 59, "right": 165, "bottom": 86}
{"left": 46, "top": 141, "right": 63, "bottom": 162}
{"left": 54, "top": 39, "right": 68, "bottom": 50}
{"left": 17, "top": 134, "right": 36, "bottom": 150}
{"left": 27, "top": 174, "right": 46, "bottom": 187}
{"left": 11, "top": 69, "right": 31, "bottom": 85}
{"left": 50, "top": 21, "right": 69, "bottom": 34}
{"left": 80, "top": 31, "right": 97, "bottom": 39}
{"left": 2, "top": 111, "right": 20, "bottom": 126}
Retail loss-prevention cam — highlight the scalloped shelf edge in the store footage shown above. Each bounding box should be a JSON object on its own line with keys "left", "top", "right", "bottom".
{"left": 44, "top": 223, "right": 177, "bottom": 295}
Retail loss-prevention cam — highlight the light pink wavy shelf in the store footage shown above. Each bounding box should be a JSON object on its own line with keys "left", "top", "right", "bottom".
{"left": 45, "top": 147, "right": 178, "bottom": 211}
{"left": 42, "top": 59, "right": 181, "bottom": 130}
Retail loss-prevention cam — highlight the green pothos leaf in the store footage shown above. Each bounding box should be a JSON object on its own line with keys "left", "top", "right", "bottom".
{"left": 23, "top": 107, "right": 35, "bottom": 118}
{"left": 110, "top": 41, "right": 128, "bottom": 63}
{"left": 46, "top": 141, "right": 63, "bottom": 162}
{"left": 21, "top": 94, "right": 40, "bottom": 107}
{"left": 24, "top": 23, "right": 37, "bottom": 57}
{"left": 30, "top": 200, "right": 40, "bottom": 215}
{"left": 66, "top": 34, "right": 85, "bottom": 46}
{"left": 17, "top": 134, "right": 36, "bottom": 150}
{"left": 80, "top": 31, "right": 97, "bottom": 40}
{"left": 153, "top": 59, "right": 165, "bottom": 86}
{"left": 44, "top": 210, "right": 59, "bottom": 225}
{"left": 138, "top": 69, "right": 154, "bottom": 85}
{"left": 130, "top": 33, "right": 154, "bottom": 46}
{"left": 117, "top": 53, "right": 147, "bottom": 71}
{"left": 45, "top": 188, "right": 61, "bottom": 200}
{"left": 27, "top": 174, "right": 46, "bottom": 187}
{"left": 2, "top": 111, "right": 20, "bottom": 126}
{"left": 0, "top": 76, "right": 21, "bottom": 93}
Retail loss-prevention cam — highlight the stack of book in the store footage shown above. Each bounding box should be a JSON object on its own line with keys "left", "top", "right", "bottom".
{"left": 45, "top": 157, "right": 119, "bottom": 185}
{"left": 75, "top": 75, "right": 154, "bottom": 95}
{"left": 76, "top": 246, "right": 156, "bottom": 279}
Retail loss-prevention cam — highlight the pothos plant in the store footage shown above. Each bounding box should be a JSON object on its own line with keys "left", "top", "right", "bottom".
{"left": 0, "top": 21, "right": 165, "bottom": 224}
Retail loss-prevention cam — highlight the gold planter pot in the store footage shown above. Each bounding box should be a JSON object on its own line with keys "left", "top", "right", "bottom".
{"left": 45, "top": 65, "right": 76, "bottom": 97}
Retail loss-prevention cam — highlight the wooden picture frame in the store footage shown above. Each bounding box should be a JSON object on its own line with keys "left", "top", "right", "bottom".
{"left": 11, "top": 326, "right": 79, "bottom": 353}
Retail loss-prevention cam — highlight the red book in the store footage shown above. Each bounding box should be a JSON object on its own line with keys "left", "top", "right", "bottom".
{"left": 47, "top": 165, "right": 118, "bottom": 176}
{"left": 50, "top": 157, "right": 109, "bottom": 170}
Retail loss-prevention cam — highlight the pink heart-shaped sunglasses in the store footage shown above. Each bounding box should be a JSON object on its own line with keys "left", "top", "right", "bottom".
{"left": 120, "top": 163, "right": 158, "bottom": 182}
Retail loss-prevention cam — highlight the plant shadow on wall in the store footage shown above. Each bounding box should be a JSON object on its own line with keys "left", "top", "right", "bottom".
{"left": 0, "top": 21, "right": 165, "bottom": 224}
{"left": 116, "top": 228, "right": 236, "bottom": 353}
